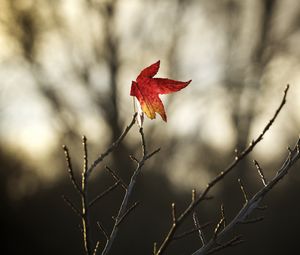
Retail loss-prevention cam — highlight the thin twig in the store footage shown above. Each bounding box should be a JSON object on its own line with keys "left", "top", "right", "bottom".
{"left": 83, "top": 135, "right": 88, "bottom": 177}
{"left": 101, "top": 128, "right": 159, "bottom": 255}
{"left": 62, "top": 195, "right": 82, "bottom": 217}
{"left": 89, "top": 181, "right": 120, "bottom": 208}
{"left": 97, "top": 222, "right": 109, "bottom": 240}
{"left": 63, "top": 114, "right": 138, "bottom": 255}
{"left": 191, "top": 138, "right": 300, "bottom": 255}
{"left": 213, "top": 218, "right": 224, "bottom": 240}
{"left": 145, "top": 148, "right": 161, "bottom": 160}
{"left": 220, "top": 204, "right": 226, "bottom": 228}
{"left": 116, "top": 201, "right": 140, "bottom": 227}
{"left": 171, "top": 203, "right": 177, "bottom": 224}
{"left": 173, "top": 221, "right": 211, "bottom": 241}
{"left": 192, "top": 212, "right": 207, "bottom": 245}
{"left": 192, "top": 188, "right": 206, "bottom": 245}
{"left": 62, "top": 145, "right": 82, "bottom": 194}
{"left": 81, "top": 136, "right": 92, "bottom": 255}
{"left": 206, "top": 236, "right": 244, "bottom": 255}
{"left": 239, "top": 217, "right": 264, "bottom": 224}
{"left": 155, "top": 85, "right": 290, "bottom": 255}
{"left": 139, "top": 127, "right": 147, "bottom": 156}
{"left": 192, "top": 189, "right": 197, "bottom": 202}
{"left": 93, "top": 241, "right": 100, "bottom": 255}
{"left": 129, "top": 154, "right": 139, "bottom": 163}
{"left": 87, "top": 113, "right": 137, "bottom": 176}
{"left": 253, "top": 160, "right": 267, "bottom": 186}
{"left": 238, "top": 178, "right": 248, "bottom": 203}
{"left": 153, "top": 242, "right": 157, "bottom": 255}
{"left": 105, "top": 166, "right": 128, "bottom": 190}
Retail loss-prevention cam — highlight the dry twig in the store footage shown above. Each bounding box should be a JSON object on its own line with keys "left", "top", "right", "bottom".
{"left": 173, "top": 222, "right": 211, "bottom": 241}
{"left": 192, "top": 138, "right": 300, "bottom": 255}
{"left": 63, "top": 114, "right": 139, "bottom": 255}
{"left": 155, "top": 85, "right": 290, "bottom": 254}
{"left": 101, "top": 127, "right": 160, "bottom": 255}
{"left": 253, "top": 160, "right": 268, "bottom": 187}
{"left": 87, "top": 113, "right": 137, "bottom": 176}
{"left": 105, "top": 166, "right": 128, "bottom": 190}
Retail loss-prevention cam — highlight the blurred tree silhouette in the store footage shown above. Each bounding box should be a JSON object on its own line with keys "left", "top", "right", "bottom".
{"left": 0, "top": 0, "right": 300, "bottom": 254}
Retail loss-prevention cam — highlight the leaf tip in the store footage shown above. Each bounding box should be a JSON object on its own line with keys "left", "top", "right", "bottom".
{"left": 184, "top": 80, "right": 192, "bottom": 87}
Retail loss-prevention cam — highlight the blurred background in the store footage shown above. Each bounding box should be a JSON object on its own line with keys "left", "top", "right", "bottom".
{"left": 1, "top": 0, "right": 300, "bottom": 254}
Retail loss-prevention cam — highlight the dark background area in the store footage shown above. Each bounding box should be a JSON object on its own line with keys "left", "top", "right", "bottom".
{"left": 1, "top": 0, "right": 300, "bottom": 254}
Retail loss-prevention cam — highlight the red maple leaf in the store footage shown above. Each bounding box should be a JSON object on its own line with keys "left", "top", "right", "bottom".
{"left": 130, "top": 60, "right": 191, "bottom": 122}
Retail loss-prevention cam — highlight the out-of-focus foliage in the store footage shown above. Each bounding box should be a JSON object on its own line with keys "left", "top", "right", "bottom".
{"left": 0, "top": 0, "right": 300, "bottom": 254}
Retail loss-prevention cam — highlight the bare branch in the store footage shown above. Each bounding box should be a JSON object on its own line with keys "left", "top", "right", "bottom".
{"left": 62, "top": 145, "right": 82, "bottom": 194}
{"left": 79, "top": 135, "right": 93, "bottom": 254}
{"left": 145, "top": 148, "right": 161, "bottom": 160}
{"left": 192, "top": 212, "right": 207, "bottom": 245}
{"left": 191, "top": 188, "right": 210, "bottom": 246}
{"left": 171, "top": 203, "right": 177, "bottom": 224}
{"left": 62, "top": 115, "right": 138, "bottom": 254}
{"left": 62, "top": 195, "right": 82, "bottom": 217}
{"left": 129, "top": 154, "right": 139, "bottom": 163}
{"left": 153, "top": 242, "right": 157, "bottom": 255}
{"left": 97, "top": 221, "right": 109, "bottom": 240}
{"left": 93, "top": 241, "right": 100, "bottom": 255}
{"left": 87, "top": 113, "right": 137, "bottom": 176}
{"left": 155, "top": 85, "right": 290, "bottom": 255}
{"left": 192, "top": 189, "right": 196, "bottom": 203}
{"left": 213, "top": 218, "right": 225, "bottom": 240}
{"left": 81, "top": 136, "right": 92, "bottom": 255}
{"left": 239, "top": 217, "right": 264, "bottom": 224}
{"left": 101, "top": 129, "right": 159, "bottom": 255}
{"left": 220, "top": 204, "right": 226, "bottom": 228}
{"left": 82, "top": 135, "right": 88, "bottom": 176}
{"left": 63, "top": 125, "right": 138, "bottom": 255}
{"left": 116, "top": 201, "right": 140, "bottom": 227}
{"left": 173, "top": 221, "right": 211, "bottom": 241}
{"left": 89, "top": 182, "right": 120, "bottom": 208}
{"left": 253, "top": 160, "right": 267, "bottom": 186}
{"left": 238, "top": 178, "right": 248, "bottom": 203}
{"left": 139, "top": 127, "right": 147, "bottom": 156}
{"left": 105, "top": 166, "right": 128, "bottom": 190}
{"left": 191, "top": 138, "right": 300, "bottom": 255}
{"left": 207, "top": 236, "right": 244, "bottom": 255}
